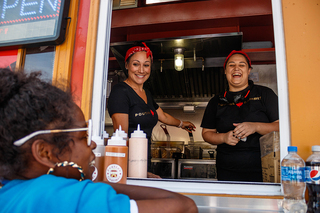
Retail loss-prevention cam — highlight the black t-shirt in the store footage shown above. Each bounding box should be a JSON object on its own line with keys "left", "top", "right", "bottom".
{"left": 108, "top": 82, "right": 159, "bottom": 139}
{"left": 201, "top": 82, "right": 279, "bottom": 180}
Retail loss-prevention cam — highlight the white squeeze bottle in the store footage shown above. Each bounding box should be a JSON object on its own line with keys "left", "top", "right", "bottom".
{"left": 281, "top": 146, "right": 307, "bottom": 213}
{"left": 128, "top": 124, "right": 148, "bottom": 178}
{"left": 113, "top": 125, "right": 128, "bottom": 146}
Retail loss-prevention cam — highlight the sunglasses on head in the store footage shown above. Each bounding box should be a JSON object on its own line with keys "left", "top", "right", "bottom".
{"left": 13, "top": 119, "right": 93, "bottom": 147}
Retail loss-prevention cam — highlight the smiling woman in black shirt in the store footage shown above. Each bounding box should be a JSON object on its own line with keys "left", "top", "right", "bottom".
{"left": 108, "top": 42, "right": 195, "bottom": 177}
{"left": 201, "top": 50, "right": 279, "bottom": 182}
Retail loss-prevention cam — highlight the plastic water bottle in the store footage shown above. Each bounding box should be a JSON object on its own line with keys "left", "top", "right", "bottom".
{"left": 305, "top": 145, "right": 320, "bottom": 213}
{"left": 281, "top": 146, "right": 307, "bottom": 213}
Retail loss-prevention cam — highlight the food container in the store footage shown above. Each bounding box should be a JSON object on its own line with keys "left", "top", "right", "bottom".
{"left": 151, "top": 146, "right": 161, "bottom": 158}
{"left": 189, "top": 141, "right": 217, "bottom": 159}
{"left": 151, "top": 141, "right": 184, "bottom": 159}
{"left": 160, "top": 147, "right": 181, "bottom": 158}
{"left": 259, "top": 131, "right": 280, "bottom": 183}
{"left": 187, "top": 145, "right": 203, "bottom": 159}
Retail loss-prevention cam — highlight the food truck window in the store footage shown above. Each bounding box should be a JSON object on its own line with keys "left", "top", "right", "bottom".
{"left": 24, "top": 46, "right": 55, "bottom": 81}
{"left": 91, "top": 0, "right": 288, "bottom": 196}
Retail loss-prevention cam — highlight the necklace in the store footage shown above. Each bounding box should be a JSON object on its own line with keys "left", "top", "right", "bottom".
{"left": 219, "top": 80, "right": 253, "bottom": 107}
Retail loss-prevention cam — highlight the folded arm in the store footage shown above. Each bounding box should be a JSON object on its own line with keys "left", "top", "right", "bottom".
{"left": 202, "top": 120, "right": 279, "bottom": 146}
{"left": 107, "top": 182, "right": 198, "bottom": 213}
{"left": 233, "top": 120, "right": 279, "bottom": 139}
{"left": 202, "top": 128, "right": 239, "bottom": 146}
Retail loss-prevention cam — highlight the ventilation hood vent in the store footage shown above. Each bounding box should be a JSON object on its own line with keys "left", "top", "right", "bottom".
{"left": 110, "top": 32, "right": 242, "bottom": 70}
{"left": 109, "top": 33, "right": 243, "bottom": 102}
{"left": 113, "top": 0, "right": 138, "bottom": 10}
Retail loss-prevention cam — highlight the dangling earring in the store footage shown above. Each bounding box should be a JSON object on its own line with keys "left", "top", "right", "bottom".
{"left": 47, "top": 161, "right": 85, "bottom": 181}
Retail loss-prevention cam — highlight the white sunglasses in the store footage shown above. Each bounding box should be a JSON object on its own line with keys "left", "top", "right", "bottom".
{"left": 13, "top": 120, "right": 92, "bottom": 147}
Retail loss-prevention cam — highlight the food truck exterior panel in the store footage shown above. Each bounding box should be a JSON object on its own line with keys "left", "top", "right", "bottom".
{"left": 0, "top": 0, "right": 319, "bottom": 211}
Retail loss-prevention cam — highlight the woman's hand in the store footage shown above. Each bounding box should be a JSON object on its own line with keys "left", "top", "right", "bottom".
{"left": 233, "top": 122, "right": 256, "bottom": 139}
{"left": 202, "top": 128, "right": 239, "bottom": 146}
{"left": 181, "top": 121, "right": 196, "bottom": 132}
{"left": 233, "top": 120, "right": 279, "bottom": 138}
{"left": 224, "top": 130, "right": 240, "bottom": 146}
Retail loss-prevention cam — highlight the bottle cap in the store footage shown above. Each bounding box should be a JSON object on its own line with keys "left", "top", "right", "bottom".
{"left": 288, "top": 146, "right": 297, "bottom": 152}
{"left": 103, "top": 131, "right": 109, "bottom": 139}
{"left": 113, "top": 125, "right": 127, "bottom": 139}
{"left": 131, "top": 124, "right": 146, "bottom": 138}
{"left": 312, "top": 145, "right": 320, "bottom": 152}
{"left": 108, "top": 129, "right": 126, "bottom": 146}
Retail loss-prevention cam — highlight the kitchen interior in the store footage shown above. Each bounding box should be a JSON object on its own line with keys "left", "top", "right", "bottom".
{"left": 105, "top": 0, "right": 277, "bottom": 182}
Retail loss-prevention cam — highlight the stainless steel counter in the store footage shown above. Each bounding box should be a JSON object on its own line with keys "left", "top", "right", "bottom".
{"left": 186, "top": 195, "right": 283, "bottom": 213}
{"left": 127, "top": 178, "right": 284, "bottom": 212}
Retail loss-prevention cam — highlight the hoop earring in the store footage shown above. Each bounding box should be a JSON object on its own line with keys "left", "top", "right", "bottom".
{"left": 47, "top": 161, "right": 85, "bottom": 181}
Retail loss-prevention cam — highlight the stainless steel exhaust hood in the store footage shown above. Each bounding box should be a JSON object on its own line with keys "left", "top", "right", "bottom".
{"left": 109, "top": 32, "right": 243, "bottom": 104}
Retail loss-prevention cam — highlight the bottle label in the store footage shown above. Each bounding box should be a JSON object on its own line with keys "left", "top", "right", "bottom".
{"left": 281, "top": 166, "right": 305, "bottom": 182}
{"left": 91, "top": 166, "right": 98, "bottom": 181}
{"left": 105, "top": 152, "right": 126, "bottom": 157}
{"left": 305, "top": 165, "right": 320, "bottom": 183}
{"left": 106, "top": 164, "right": 123, "bottom": 183}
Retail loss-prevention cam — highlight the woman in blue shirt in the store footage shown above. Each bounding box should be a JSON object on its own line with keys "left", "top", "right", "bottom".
{"left": 0, "top": 68, "right": 197, "bottom": 213}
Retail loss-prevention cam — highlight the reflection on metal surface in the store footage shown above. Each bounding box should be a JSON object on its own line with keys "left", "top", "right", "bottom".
{"left": 178, "top": 159, "right": 216, "bottom": 180}
{"left": 151, "top": 158, "right": 176, "bottom": 179}
{"left": 127, "top": 178, "right": 282, "bottom": 196}
{"left": 187, "top": 195, "right": 282, "bottom": 212}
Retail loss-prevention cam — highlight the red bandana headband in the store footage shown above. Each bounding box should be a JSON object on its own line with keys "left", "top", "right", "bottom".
{"left": 125, "top": 42, "right": 153, "bottom": 62}
{"left": 223, "top": 50, "right": 251, "bottom": 69}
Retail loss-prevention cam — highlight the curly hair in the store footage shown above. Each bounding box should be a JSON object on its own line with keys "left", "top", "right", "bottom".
{"left": 0, "top": 68, "right": 76, "bottom": 180}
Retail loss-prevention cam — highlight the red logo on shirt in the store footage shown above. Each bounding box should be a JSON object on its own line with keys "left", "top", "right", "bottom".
{"left": 150, "top": 110, "right": 154, "bottom": 116}
{"left": 236, "top": 102, "right": 243, "bottom": 107}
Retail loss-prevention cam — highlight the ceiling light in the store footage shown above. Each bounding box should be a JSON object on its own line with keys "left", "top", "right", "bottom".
{"left": 174, "top": 48, "right": 185, "bottom": 71}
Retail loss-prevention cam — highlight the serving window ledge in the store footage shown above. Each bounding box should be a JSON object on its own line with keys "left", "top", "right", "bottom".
{"left": 188, "top": 195, "right": 282, "bottom": 212}
{"left": 127, "top": 178, "right": 282, "bottom": 196}
{"left": 127, "top": 178, "right": 283, "bottom": 212}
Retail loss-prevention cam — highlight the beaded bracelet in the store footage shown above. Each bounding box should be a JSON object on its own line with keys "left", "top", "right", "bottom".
{"left": 178, "top": 120, "right": 183, "bottom": 128}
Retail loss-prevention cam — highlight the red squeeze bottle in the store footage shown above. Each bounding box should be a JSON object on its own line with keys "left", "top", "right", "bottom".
{"left": 103, "top": 129, "right": 128, "bottom": 184}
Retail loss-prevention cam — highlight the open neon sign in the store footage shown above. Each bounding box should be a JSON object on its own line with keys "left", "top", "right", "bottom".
{"left": 0, "top": 0, "right": 70, "bottom": 47}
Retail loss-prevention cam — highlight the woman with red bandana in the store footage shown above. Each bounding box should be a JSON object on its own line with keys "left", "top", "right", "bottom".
{"left": 201, "top": 50, "right": 279, "bottom": 182}
{"left": 108, "top": 42, "right": 195, "bottom": 176}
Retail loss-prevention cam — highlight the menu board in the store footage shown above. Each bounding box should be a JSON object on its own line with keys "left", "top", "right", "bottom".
{"left": 0, "top": 0, "right": 70, "bottom": 47}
